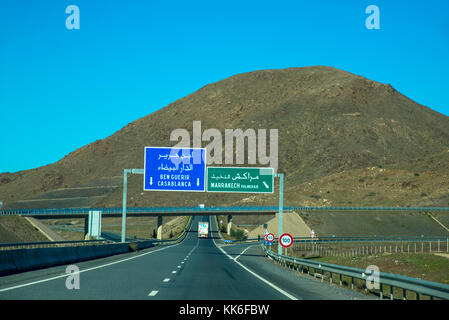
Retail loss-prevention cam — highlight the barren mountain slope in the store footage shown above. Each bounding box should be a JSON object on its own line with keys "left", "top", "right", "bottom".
{"left": 1, "top": 66, "right": 448, "bottom": 209}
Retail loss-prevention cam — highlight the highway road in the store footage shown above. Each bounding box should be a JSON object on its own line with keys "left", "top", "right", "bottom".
{"left": 0, "top": 216, "right": 371, "bottom": 300}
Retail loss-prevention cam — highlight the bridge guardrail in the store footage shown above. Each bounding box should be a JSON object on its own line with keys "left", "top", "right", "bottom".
{"left": 262, "top": 243, "right": 449, "bottom": 300}
{"left": 1, "top": 205, "right": 448, "bottom": 216}
{"left": 0, "top": 206, "right": 281, "bottom": 216}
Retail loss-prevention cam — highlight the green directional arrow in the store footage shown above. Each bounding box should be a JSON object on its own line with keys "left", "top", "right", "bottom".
{"left": 206, "top": 167, "right": 274, "bottom": 193}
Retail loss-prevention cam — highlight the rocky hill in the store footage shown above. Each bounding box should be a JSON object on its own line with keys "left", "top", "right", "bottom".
{"left": 1, "top": 66, "right": 448, "bottom": 209}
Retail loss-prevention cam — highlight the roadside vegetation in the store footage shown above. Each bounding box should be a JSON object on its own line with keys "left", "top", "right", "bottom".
{"left": 217, "top": 217, "right": 248, "bottom": 241}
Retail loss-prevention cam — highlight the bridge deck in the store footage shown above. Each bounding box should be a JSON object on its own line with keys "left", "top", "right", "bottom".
{"left": 0, "top": 206, "right": 447, "bottom": 219}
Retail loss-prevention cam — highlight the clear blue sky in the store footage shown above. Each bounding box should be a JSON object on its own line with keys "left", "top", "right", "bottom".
{"left": 1, "top": 0, "right": 448, "bottom": 174}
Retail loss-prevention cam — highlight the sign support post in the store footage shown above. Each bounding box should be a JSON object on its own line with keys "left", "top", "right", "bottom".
{"left": 276, "top": 173, "right": 284, "bottom": 255}
{"left": 280, "top": 233, "right": 293, "bottom": 256}
{"left": 122, "top": 168, "right": 144, "bottom": 243}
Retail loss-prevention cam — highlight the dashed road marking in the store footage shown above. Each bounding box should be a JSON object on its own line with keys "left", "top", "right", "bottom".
{"left": 148, "top": 290, "right": 159, "bottom": 296}
{"left": 163, "top": 278, "right": 170, "bottom": 282}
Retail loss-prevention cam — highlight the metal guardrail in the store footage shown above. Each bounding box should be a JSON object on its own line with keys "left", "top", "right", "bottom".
{"left": 262, "top": 243, "right": 449, "bottom": 300}
{"left": 292, "top": 236, "right": 449, "bottom": 243}
{"left": 290, "top": 206, "right": 449, "bottom": 212}
{"left": 1, "top": 205, "right": 448, "bottom": 216}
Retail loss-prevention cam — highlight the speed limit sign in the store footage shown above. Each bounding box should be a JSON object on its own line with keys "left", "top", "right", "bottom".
{"left": 266, "top": 233, "right": 275, "bottom": 242}
{"left": 279, "top": 233, "right": 293, "bottom": 248}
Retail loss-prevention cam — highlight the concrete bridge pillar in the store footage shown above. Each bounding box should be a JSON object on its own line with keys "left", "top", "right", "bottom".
{"left": 157, "top": 216, "right": 163, "bottom": 240}
{"left": 84, "top": 216, "right": 89, "bottom": 239}
{"left": 227, "top": 215, "right": 233, "bottom": 235}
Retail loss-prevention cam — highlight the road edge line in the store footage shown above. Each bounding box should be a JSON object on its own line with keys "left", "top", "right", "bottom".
{"left": 211, "top": 219, "right": 298, "bottom": 300}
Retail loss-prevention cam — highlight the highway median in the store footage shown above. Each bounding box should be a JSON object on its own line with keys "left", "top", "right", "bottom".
{"left": 0, "top": 217, "right": 193, "bottom": 276}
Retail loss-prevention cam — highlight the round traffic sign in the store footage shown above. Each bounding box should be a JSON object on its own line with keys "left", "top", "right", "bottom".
{"left": 279, "top": 233, "right": 293, "bottom": 248}
{"left": 264, "top": 234, "right": 268, "bottom": 241}
{"left": 266, "top": 233, "right": 275, "bottom": 242}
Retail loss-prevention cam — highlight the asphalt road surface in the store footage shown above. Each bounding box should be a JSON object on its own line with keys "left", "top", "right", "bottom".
{"left": 0, "top": 216, "right": 371, "bottom": 300}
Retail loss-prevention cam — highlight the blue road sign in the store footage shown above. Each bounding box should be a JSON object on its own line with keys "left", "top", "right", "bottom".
{"left": 144, "top": 147, "right": 206, "bottom": 192}
{"left": 267, "top": 241, "right": 273, "bottom": 246}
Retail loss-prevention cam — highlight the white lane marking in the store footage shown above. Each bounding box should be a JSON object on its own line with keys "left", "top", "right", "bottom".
{"left": 177, "top": 265, "right": 181, "bottom": 268}
{"left": 0, "top": 228, "right": 190, "bottom": 293}
{"left": 163, "top": 278, "right": 170, "bottom": 282}
{"left": 234, "top": 256, "right": 297, "bottom": 300}
{"left": 215, "top": 243, "right": 234, "bottom": 260}
{"left": 181, "top": 261, "right": 184, "bottom": 264}
{"left": 234, "top": 245, "right": 254, "bottom": 261}
{"left": 211, "top": 219, "right": 297, "bottom": 300}
{"left": 148, "top": 290, "right": 159, "bottom": 296}
{"left": 172, "top": 271, "right": 177, "bottom": 274}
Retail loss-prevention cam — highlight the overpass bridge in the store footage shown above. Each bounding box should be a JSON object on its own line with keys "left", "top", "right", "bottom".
{"left": 0, "top": 206, "right": 283, "bottom": 218}
{"left": 0, "top": 205, "right": 448, "bottom": 219}
{"left": 1, "top": 205, "right": 448, "bottom": 243}
{"left": 0, "top": 206, "right": 283, "bottom": 240}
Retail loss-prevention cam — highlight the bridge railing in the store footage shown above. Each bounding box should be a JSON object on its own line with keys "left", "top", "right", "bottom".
{"left": 1, "top": 205, "right": 448, "bottom": 216}
{"left": 0, "top": 206, "right": 281, "bottom": 216}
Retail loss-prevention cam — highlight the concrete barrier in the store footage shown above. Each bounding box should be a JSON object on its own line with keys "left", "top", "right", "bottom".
{"left": 0, "top": 219, "right": 191, "bottom": 276}
{"left": 75, "top": 245, "right": 99, "bottom": 262}
{"left": 8, "top": 249, "right": 30, "bottom": 273}
{"left": 132, "top": 240, "right": 155, "bottom": 251}
{"left": 0, "top": 243, "right": 131, "bottom": 276}
{"left": 93, "top": 243, "right": 129, "bottom": 258}
{"left": 25, "top": 248, "right": 55, "bottom": 270}
{"left": 0, "top": 250, "right": 17, "bottom": 275}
